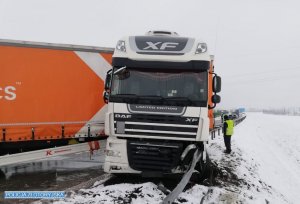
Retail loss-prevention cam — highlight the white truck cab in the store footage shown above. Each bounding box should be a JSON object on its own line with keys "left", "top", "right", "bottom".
{"left": 103, "top": 31, "right": 221, "bottom": 176}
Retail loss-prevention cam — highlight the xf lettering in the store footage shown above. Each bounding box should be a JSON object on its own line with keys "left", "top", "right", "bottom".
{"left": 143, "top": 42, "right": 179, "bottom": 50}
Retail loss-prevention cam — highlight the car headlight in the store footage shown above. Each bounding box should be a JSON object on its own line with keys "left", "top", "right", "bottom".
{"left": 105, "top": 149, "right": 121, "bottom": 157}
{"left": 116, "top": 40, "right": 126, "bottom": 52}
{"left": 195, "top": 43, "right": 207, "bottom": 54}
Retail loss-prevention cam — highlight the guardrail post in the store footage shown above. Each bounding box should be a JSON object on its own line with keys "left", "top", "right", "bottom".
{"left": 62, "top": 125, "right": 65, "bottom": 138}
{"left": 211, "top": 130, "right": 215, "bottom": 140}
{"left": 31, "top": 127, "right": 35, "bottom": 140}
{"left": 88, "top": 124, "right": 90, "bottom": 137}
{"left": 2, "top": 128, "right": 6, "bottom": 142}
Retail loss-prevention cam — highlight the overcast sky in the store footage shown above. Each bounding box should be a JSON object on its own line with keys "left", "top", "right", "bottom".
{"left": 1, "top": 0, "right": 300, "bottom": 109}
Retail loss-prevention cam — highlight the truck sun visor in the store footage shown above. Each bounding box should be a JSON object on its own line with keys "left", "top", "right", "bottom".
{"left": 112, "top": 57, "right": 210, "bottom": 71}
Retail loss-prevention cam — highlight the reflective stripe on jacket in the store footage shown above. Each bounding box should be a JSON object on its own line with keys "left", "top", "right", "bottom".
{"left": 225, "top": 120, "right": 234, "bottom": 136}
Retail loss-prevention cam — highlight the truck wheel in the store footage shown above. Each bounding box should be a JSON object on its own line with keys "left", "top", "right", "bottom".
{"left": 195, "top": 153, "right": 214, "bottom": 184}
{"left": 0, "top": 169, "right": 5, "bottom": 179}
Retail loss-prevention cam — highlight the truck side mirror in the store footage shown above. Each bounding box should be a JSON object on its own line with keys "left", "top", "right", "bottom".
{"left": 213, "top": 75, "right": 221, "bottom": 93}
{"left": 103, "top": 69, "right": 112, "bottom": 104}
{"left": 208, "top": 94, "right": 221, "bottom": 109}
{"left": 212, "top": 94, "right": 221, "bottom": 104}
{"left": 105, "top": 69, "right": 112, "bottom": 91}
{"left": 103, "top": 91, "right": 109, "bottom": 104}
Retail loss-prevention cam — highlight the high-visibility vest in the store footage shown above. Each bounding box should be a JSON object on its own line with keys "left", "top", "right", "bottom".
{"left": 225, "top": 120, "right": 234, "bottom": 136}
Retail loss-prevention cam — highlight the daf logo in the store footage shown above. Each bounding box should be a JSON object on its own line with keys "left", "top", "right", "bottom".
{"left": 186, "top": 118, "right": 198, "bottom": 123}
{"left": 143, "top": 42, "right": 179, "bottom": 50}
{"left": 115, "top": 114, "right": 132, "bottom": 119}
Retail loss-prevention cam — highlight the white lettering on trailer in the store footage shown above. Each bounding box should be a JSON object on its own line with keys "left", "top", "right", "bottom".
{"left": 0, "top": 86, "right": 16, "bottom": 100}
{"left": 143, "top": 42, "right": 179, "bottom": 50}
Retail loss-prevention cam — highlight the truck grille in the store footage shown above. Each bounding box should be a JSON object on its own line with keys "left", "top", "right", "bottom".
{"left": 127, "top": 141, "right": 183, "bottom": 172}
{"left": 114, "top": 114, "right": 199, "bottom": 139}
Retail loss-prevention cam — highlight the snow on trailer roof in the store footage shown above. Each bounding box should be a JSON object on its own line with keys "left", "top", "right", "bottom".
{"left": 0, "top": 39, "right": 114, "bottom": 53}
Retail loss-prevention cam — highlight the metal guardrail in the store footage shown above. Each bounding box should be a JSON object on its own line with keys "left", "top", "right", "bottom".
{"left": 0, "top": 140, "right": 106, "bottom": 167}
{"left": 210, "top": 114, "right": 247, "bottom": 140}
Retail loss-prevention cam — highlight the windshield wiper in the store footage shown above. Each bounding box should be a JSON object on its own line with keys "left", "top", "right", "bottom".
{"left": 115, "top": 94, "right": 136, "bottom": 96}
{"left": 111, "top": 94, "right": 139, "bottom": 103}
{"left": 165, "top": 96, "right": 191, "bottom": 100}
{"left": 139, "top": 95, "right": 164, "bottom": 100}
{"left": 165, "top": 96, "right": 194, "bottom": 104}
{"left": 114, "top": 94, "right": 138, "bottom": 98}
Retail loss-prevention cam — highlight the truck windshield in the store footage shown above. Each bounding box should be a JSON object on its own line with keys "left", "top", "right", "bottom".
{"left": 109, "top": 68, "right": 208, "bottom": 107}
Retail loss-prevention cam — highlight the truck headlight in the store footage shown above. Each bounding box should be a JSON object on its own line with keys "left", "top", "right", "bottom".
{"left": 105, "top": 150, "right": 121, "bottom": 157}
{"left": 195, "top": 43, "right": 207, "bottom": 54}
{"left": 116, "top": 40, "right": 126, "bottom": 52}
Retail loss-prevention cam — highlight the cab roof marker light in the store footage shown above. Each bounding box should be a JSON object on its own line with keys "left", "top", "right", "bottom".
{"left": 195, "top": 43, "right": 207, "bottom": 54}
{"left": 116, "top": 40, "right": 126, "bottom": 52}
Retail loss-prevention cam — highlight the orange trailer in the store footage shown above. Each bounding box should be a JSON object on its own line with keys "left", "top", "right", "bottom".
{"left": 0, "top": 39, "right": 113, "bottom": 154}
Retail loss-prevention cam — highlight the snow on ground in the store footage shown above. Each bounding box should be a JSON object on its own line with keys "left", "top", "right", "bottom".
{"left": 53, "top": 112, "right": 300, "bottom": 204}
{"left": 233, "top": 112, "right": 300, "bottom": 203}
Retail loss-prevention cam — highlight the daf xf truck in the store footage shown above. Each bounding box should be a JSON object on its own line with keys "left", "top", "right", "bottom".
{"left": 103, "top": 31, "right": 221, "bottom": 175}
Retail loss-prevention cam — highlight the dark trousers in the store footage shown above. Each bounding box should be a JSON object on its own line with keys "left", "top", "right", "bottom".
{"left": 223, "top": 135, "right": 231, "bottom": 152}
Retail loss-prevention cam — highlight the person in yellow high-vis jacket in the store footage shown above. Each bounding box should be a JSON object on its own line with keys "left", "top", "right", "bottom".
{"left": 223, "top": 115, "right": 234, "bottom": 154}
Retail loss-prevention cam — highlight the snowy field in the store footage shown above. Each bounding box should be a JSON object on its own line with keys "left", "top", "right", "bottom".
{"left": 51, "top": 112, "right": 300, "bottom": 204}
{"left": 231, "top": 112, "right": 300, "bottom": 203}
